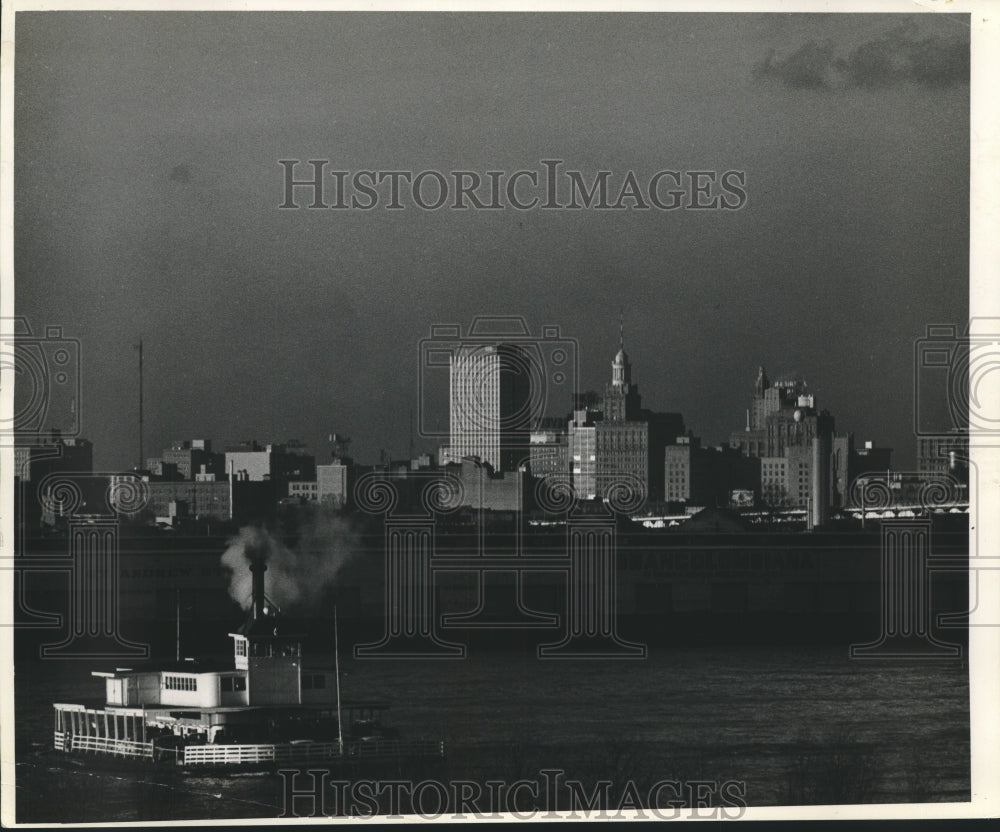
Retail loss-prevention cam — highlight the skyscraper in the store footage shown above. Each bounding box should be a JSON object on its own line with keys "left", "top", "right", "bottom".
{"left": 603, "top": 319, "right": 642, "bottom": 422}
{"left": 731, "top": 368, "right": 832, "bottom": 459}
{"left": 594, "top": 321, "right": 648, "bottom": 500}
{"left": 568, "top": 408, "right": 598, "bottom": 499}
{"left": 730, "top": 367, "right": 842, "bottom": 515}
{"left": 581, "top": 320, "right": 684, "bottom": 504}
{"left": 448, "top": 344, "right": 532, "bottom": 473}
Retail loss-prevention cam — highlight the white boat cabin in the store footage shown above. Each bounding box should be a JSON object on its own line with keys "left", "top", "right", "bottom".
{"left": 93, "top": 628, "right": 334, "bottom": 709}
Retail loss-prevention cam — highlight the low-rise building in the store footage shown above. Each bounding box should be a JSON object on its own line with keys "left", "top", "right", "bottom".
{"left": 529, "top": 424, "right": 568, "bottom": 478}
{"left": 452, "top": 457, "right": 528, "bottom": 512}
{"left": 145, "top": 480, "right": 232, "bottom": 521}
{"left": 224, "top": 441, "right": 316, "bottom": 498}
{"left": 288, "top": 481, "right": 319, "bottom": 501}
{"left": 917, "top": 432, "right": 967, "bottom": 480}
{"left": 666, "top": 436, "right": 760, "bottom": 507}
{"left": 317, "top": 461, "right": 350, "bottom": 507}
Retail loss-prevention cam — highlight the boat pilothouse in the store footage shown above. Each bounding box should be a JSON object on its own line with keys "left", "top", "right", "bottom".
{"left": 226, "top": 557, "right": 310, "bottom": 713}
{"left": 53, "top": 557, "right": 436, "bottom": 767}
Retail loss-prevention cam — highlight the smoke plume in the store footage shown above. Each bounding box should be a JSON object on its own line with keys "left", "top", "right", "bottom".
{"left": 220, "top": 515, "right": 360, "bottom": 612}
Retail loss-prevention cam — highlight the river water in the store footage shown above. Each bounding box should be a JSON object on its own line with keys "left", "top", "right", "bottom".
{"left": 14, "top": 646, "right": 970, "bottom": 822}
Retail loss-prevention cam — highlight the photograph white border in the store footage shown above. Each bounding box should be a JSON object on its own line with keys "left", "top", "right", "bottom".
{"left": 0, "top": 0, "right": 995, "bottom": 824}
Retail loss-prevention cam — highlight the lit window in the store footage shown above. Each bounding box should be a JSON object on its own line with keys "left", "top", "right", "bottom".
{"left": 165, "top": 675, "right": 197, "bottom": 691}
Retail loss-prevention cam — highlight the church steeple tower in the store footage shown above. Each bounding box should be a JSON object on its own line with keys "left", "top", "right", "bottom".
{"left": 612, "top": 308, "right": 632, "bottom": 387}
{"left": 754, "top": 365, "right": 770, "bottom": 397}
{"left": 604, "top": 310, "right": 640, "bottom": 421}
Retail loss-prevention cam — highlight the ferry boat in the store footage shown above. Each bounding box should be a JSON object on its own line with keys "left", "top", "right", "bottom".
{"left": 52, "top": 557, "right": 443, "bottom": 769}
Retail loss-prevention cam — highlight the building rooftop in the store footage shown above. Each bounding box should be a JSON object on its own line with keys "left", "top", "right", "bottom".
{"left": 92, "top": 660, "right": 240, "bottom": 678}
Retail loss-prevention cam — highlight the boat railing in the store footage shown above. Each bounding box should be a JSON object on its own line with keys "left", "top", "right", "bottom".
{"left": 63, "top": 733, "right": 154, "bottom": 759}
{"left": 183, "top": 741, "right": 340, "bottom": 765}
{"left": 181, "top": 739, "right": 444, "bottom": 766}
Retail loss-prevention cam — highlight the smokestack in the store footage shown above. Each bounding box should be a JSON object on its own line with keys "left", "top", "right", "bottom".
{"left": 250, "top": 559, "right": 267, "bottom": 619}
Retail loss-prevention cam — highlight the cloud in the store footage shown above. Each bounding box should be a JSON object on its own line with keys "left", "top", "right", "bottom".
{"left": 756, "top": 24, "right": 969, "bottom": 91}
{"left": 836, "top": 24, "right": 969, "bottom": 89}
{"left": 756, "top": 41, "right": 837, "bottom": 90}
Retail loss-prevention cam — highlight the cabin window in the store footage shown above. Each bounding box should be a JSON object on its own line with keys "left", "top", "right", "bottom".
{"left": 221, "top": 676, "right": 247, "bottom": 692}
{"left": 301, "top": 674, "right": 327, "bottom": 690}
{"left": 235, "top": 640, "right": 247, "bottom": 657}
{"left": 164, "top": 675, "right": 197, "bottom": 691}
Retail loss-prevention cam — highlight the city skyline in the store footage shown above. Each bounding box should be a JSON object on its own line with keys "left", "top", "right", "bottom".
{"left": 15, "top": 12, "right": 970, "bottom": 472}
{"left": 22, "top": 326, "right": 896, "bottom": 476}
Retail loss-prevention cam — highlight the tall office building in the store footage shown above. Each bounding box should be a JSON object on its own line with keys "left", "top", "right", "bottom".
{"left": 595, "top": 420, "right": 648, "bottom": 499}
{"left": 731, "top": 367, "right": 828, "bottom": 457}
{"left": 731, "top": 368, "right": 834, "bottom": 458}
{"left": 594, "top": 326, "right": 648, "bottom": 500}
{"left": 448, "top": 344, "right": 531, "bottom": 473}
{"left": 729, "top": 367, "right": 842, "bottom": 515}
{"left": 568, "top": 408, "right": 598, "bottom": 499}
{"left": 567, "top": 325, "right": 683, "bottom": 505}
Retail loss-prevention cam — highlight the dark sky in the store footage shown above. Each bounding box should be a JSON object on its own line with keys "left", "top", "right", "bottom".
{"left": 15, "top": 11, "right": 970, "bottom": 471}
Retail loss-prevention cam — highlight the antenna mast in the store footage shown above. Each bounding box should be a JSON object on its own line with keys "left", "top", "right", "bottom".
{"left": 137, "top": 339, "right": 144, "bottom": 470}
{"left": 334, "top": 605, "right": 344, "bottom": 756}
{"left": 175, "top": 588, "right": 181, "bottom": 662}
